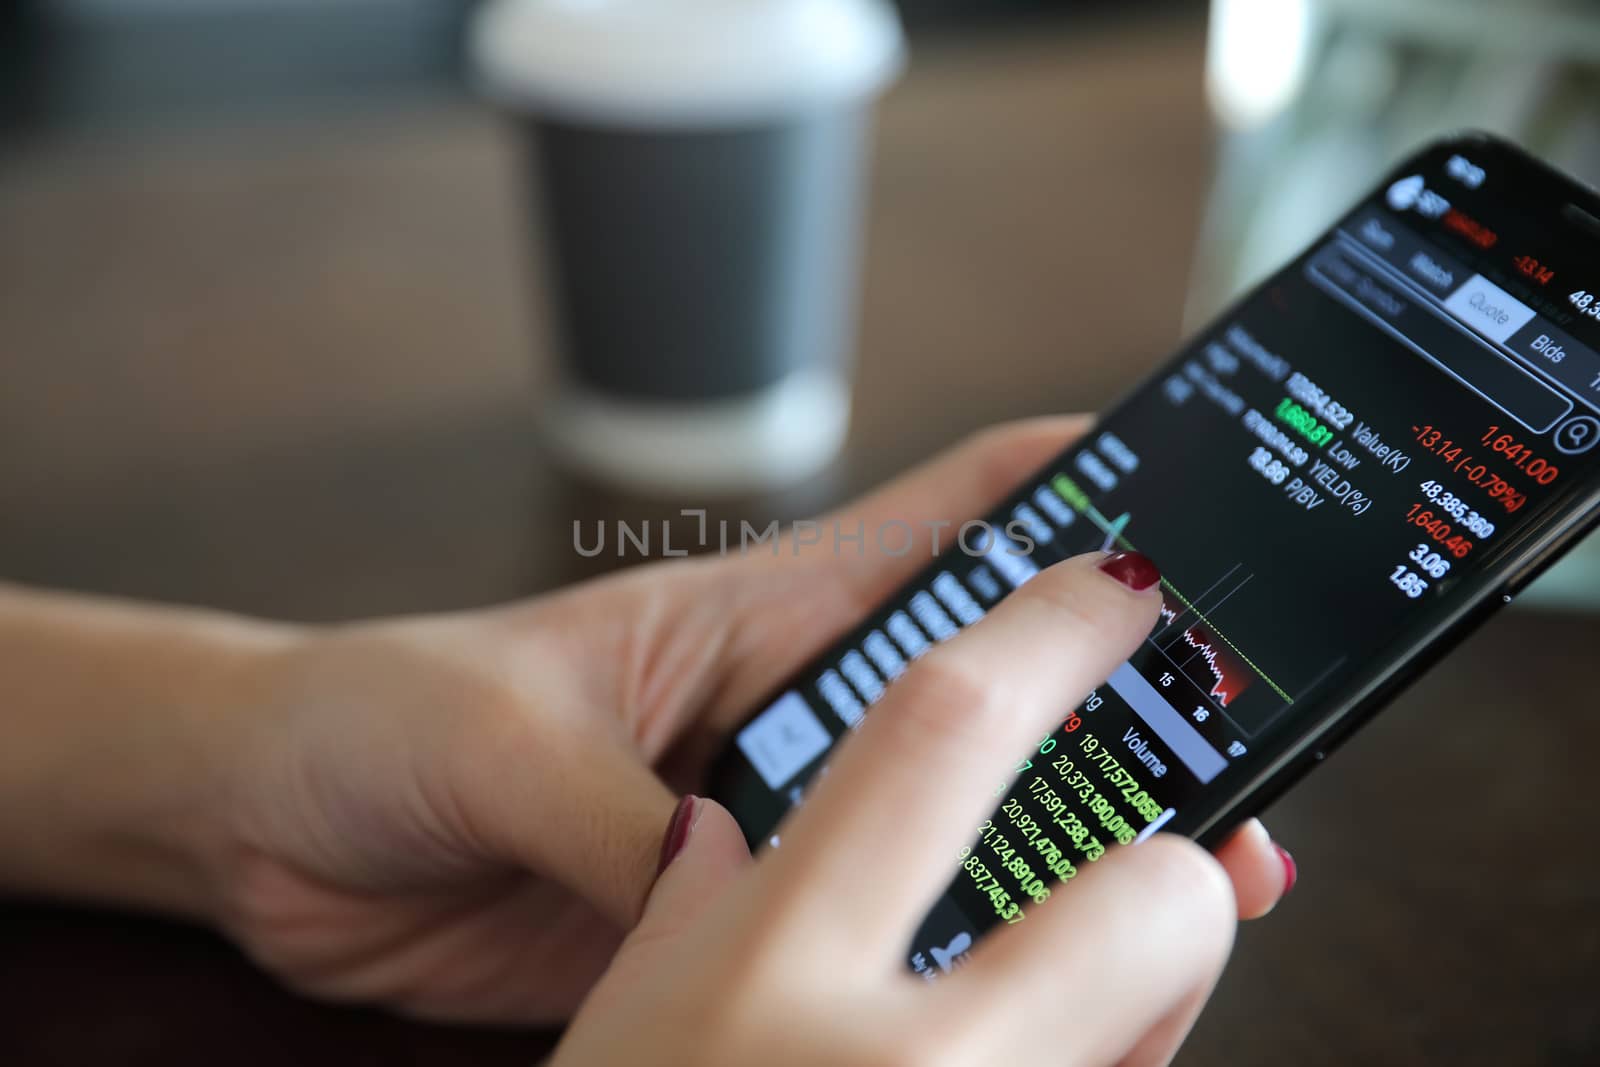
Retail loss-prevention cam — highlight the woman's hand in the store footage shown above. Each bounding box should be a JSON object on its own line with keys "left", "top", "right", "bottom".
{"left": 0, "top": 416, "right": 1292, "bottom": 1027}
{"left": 553, "top": 551, "right": 1237, "bottom": 1067}
{"left": 204, "top": 417, "right": 1289, "bottom": 1024}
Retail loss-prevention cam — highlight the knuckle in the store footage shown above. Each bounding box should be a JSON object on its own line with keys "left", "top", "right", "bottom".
{"left": 886, "top": 655, "right": 1006, "bottom": 745}
{"left": 1024, "top": 576, "right": 1113, "bottom": 637}
{"left": 1136, "top": 836, "right": 1238, "bottom": 953}
{"left": 1024, "top": 560, "right": 1157, "bottom": 643}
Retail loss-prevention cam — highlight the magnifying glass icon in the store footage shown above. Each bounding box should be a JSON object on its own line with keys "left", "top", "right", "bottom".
{"left": 1555, "top": 415, "right": 1600, "bottom": 455}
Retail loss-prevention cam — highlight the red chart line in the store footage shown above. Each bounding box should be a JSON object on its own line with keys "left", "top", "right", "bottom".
{"left": 1177, "top": 626, "right": 1247, "bottom": 707}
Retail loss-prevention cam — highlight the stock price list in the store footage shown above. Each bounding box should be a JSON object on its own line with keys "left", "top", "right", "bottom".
{"left": 1388, "top": 423, "right": 1562, "bottom": 600}
{"left": 953, "top": 690, "right": 1172, "bottom": 928}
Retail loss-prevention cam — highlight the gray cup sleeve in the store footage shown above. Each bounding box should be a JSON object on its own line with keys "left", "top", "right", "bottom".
{"left": 527, "top": 110, "right": 868, "bottom": 402}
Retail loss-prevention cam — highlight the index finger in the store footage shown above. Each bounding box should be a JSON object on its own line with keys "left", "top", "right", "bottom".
{"left": 759, "top": 550, "right": 1163, "bottom": 963}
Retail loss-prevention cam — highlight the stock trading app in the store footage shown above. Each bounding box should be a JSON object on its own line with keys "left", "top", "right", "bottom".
{"left": 712, "top": 152, "right": 1600, "bottom": 980}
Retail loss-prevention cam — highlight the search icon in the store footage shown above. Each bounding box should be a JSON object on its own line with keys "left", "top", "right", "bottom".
{"left": 1554, "top": 415, "right": 1600, "bottom": 455}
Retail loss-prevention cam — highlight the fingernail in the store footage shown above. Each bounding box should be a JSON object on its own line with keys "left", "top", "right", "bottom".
{"left": 656, "top": 795, "right": 699, "bottom": 878}
{"left": 1098, "top": 551, "right": 1161, "bottom": 592}
{"left": 1276, "top": 844, "right": 1297, "bottom": 895}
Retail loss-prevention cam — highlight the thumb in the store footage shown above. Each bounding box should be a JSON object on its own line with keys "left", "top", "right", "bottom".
{"left": 638, "top": 797, "right": 753, "bottom": 942}
{"left": 561, "top": 799, "right": 753, "bottom": 1036}
{"left": 462, "top": 724, "right": 686, "bottom": 927}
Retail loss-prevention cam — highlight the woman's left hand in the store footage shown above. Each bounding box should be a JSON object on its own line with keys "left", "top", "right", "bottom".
{"left": 198, "top": 417, "right": 1293, "bottom": 1024}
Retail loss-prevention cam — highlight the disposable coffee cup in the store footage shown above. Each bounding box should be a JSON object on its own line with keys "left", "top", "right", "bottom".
{"left": 470, "top": 0, "right": 906, "bottom": 495}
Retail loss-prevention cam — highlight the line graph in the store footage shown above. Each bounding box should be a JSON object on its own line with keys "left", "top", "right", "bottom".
{"left": 1152, "top": 565, "right": 1241, "bottom": 642}
{"left": 1049, "top": 473, "right": 1294, "bottom": 706}
{"left": 1174, "top": 623, "right": 1251, "bottom": 707}
{"left": 1155, "top": 571, "right": 1256, "bottom": 707}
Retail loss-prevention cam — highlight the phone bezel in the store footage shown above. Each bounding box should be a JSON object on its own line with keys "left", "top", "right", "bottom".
{"left": 708, "top": 130, "right": 1600, "bottom": 858}
{"left": 1177, "top": 131, "right": 1600, "bottom": 844}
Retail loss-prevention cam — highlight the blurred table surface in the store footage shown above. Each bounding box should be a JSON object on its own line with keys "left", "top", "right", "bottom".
{"left": 1, "top": 16, "right": 1597, "bottom": 1067}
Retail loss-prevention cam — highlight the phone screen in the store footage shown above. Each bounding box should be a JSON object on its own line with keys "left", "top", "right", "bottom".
{"left": 708, "top": 135, "right": 1600, "bottom": 977}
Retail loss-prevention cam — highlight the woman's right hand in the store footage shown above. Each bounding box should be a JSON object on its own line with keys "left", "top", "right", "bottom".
{"left": 552, "top": 550, "right": 1239, "bottom": 1067}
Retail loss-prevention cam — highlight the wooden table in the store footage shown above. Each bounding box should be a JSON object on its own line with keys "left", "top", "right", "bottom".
{"left": 1, "top": 17, "right": 1595, "bottom": 1065}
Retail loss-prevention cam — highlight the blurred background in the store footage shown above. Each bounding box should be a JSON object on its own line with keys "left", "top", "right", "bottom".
{"left": 2, "top": 1, "right": 1598, "bottom": 1064}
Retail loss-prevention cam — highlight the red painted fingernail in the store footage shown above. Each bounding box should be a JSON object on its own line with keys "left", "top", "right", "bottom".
{"left": 1276, "top": 844, "right": 1297, "bottom": 895}
{"left": 1097, "top": 551, "right": 1161, "bottom": 592}
{"left": 656, "top": 795, "right": 698, "bottom": 878}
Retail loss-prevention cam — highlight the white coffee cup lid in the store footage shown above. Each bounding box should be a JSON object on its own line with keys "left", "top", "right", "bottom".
{"left": 470, "top": 0, "right": 906, "bottom": 127}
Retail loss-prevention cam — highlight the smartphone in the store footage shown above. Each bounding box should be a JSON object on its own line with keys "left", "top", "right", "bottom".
{"left": 707, "top": 132, "right": 1600, "bottom": 976}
